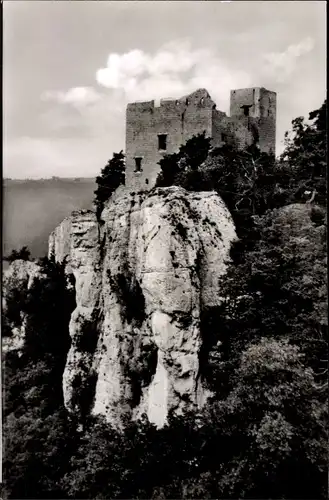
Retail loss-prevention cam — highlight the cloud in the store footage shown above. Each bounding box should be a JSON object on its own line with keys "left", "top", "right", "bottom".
{"left": 26, "top": 39, "right": 254, "bottom": 179}
{"left": 95, "top": 40, "right": 251, "bottom": 111}
{"left": 262, "top": 37, "right": 315, "bottom": 83}
{"left": 35, "top": 39, "right": 252, "bottom": 169}
{"left": 41, "top": 86, "right": 101, "bottom": 106}
{"left": 96, "top": 42, "right": 201, "bottom": 88}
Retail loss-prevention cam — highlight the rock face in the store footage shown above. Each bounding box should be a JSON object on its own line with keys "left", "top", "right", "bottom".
{"left": 2, "top": 260, "right": 44, "bottom": 354}
{"left": 49, "top": 187, "right": 237, "bottom": 428}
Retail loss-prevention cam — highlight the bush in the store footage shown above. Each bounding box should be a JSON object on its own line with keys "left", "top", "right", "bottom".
{"left": 2, "top": 256, "right": 78, "bottom": 499}
{"left": 94, "top": 150, "right": 125, "bottom": 219}
{"left": 155, "top": 132, "right": 211, "bottom": 189}
{"left": 5, "top": 246, "right": 31, "bottom": 262}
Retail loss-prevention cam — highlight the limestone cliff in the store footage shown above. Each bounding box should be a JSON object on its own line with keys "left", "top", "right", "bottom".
{"left": 48, "top": 187, "right": 237, "bottom": 428}
{"left": 2, "top": 260, "right": 44, "bottom": 354}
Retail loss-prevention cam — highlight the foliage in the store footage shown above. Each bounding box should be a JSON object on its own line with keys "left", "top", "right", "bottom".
{"left": 2, "top": 256, "right": 77, "bottom": 499}
{"left": 210, "top": 203, "right": 327, "bottom": 392}
{"left": 280, "top": 100, "right": 327, "bottom": 206}
{"left": 200, "top": 338, "right": 327, "bottom": 499}
{"left": 3, "top": 407, "right": 77, "bottom": 499}
{"left": 22, "top": 258, "right": 76, "bottom": 361}
{"left": 155, "top": 131, "right": 212, "bottom": 190}
{"left": 60, "top": 415, "right": 139, "bottom": 499}
{"left": 70, "top": 372, "right": 99, "bottom": 422}
{"left": 94, "top": 150, "right": 125, "bottom": 219}
{"left": 3, "top": 287, "right": 28, "bottom": 332}
{"left": 4, "top": 246, "right": 31, "bottom": 262}
{"left": 60, "top": 412, "right": 204, "bottom": 499}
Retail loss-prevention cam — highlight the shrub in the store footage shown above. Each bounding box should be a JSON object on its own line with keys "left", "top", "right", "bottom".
{"left": 5, "top": 246, "right": 31, "bottom": 262}
{"left": 94, "top": 150, "right": 125, "bottom": 219}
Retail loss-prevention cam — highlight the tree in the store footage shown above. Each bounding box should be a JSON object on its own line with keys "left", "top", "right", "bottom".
{"left": 94, "top": 151, "right": 125, "bottom": 219}
{"left": 22, "top": 258, "right": 75, "bottom": 362}
{"left": 209, "top": 201, "right": 327, "bottom": 393}
{"left": 3, "top": 407, "right": 77, "bottom": 499}
{"left": 155, "top": 132, "right": 211, "bottom": 189}
{"left": 5, "top": 246, "right": 31, "bottom": 262}
{"left": 280, "top": 100, "right": 327, "bottom": 206}
{"left": 193, "top": 338, "right": 327, "bottom": 500}
{"left": 200, "top": 144, "right": 278, "bottom": 239}
{"left": 2, "top": 256, "right": 77, "bottom": 498}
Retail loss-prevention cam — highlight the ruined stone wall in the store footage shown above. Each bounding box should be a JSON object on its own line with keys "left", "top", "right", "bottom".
{"left": 125, "top": 90, "right": 214, "bottom": 191}
{"left": 257, "top": 90, "right": 277, "bottom": 155}
{"left": 257, "top": 116, "right": 276, "bottom": 154}
{"left": 227, "top": 116, "right": 259, "bottom": 150}
{"left": 212, "top": 111, "right": 258, "bottom": 151}
{"left": 230, "top": 87, "right": 276, "bottom": 154}
{"left": 125, "top": 87, "right": 277, "bottom": 193}
{"left": 211, "top": 109, "right": 228, "bottom": 148}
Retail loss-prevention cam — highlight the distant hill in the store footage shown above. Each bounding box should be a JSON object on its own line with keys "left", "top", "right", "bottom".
{"left": 3, "top": 178, "right": 97, "bottom": 259}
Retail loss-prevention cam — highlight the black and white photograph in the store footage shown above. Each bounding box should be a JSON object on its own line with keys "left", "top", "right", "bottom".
{"left": 2, "top": 1, "right": 327, "bottom": 498}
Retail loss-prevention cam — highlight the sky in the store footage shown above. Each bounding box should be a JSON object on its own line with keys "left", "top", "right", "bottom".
{"left": 3, "top": 1, "right": 327, "bottom": 179}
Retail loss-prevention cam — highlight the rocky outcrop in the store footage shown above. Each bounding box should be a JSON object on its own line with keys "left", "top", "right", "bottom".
{"left": 49, "top": 187, "right": 237, "bottom": 428}
{"left": 2, "top": 259, "right": 44, "bottom": 354}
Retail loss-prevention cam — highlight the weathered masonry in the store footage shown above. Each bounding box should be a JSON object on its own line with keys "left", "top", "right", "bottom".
{"left": 125, "top": 87, "right": 276, "bottom": 191}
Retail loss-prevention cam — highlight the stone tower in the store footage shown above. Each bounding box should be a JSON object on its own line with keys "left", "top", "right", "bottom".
{"left": 230, "top": 87, "right": 277, "bottom": 155}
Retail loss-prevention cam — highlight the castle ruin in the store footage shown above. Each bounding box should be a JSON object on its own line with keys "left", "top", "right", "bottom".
{"left": 125, "top": 87, "right": 276, "bottom": 191}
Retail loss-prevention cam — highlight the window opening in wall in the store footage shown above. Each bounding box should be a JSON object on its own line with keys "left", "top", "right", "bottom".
{"left": 241, "top": 104, "right": 252, "bottom": 116}
{"left": 134, "top": 157, "right": 142, "bottom": 172}
{"left": 221, "top": 132, "right": 226, "bottom": 142}
{"left": 145, "top": 178, "right": 149, "bottom": 185}
{"left": 158, "top": 134, "right": 167, "bottom": 151}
